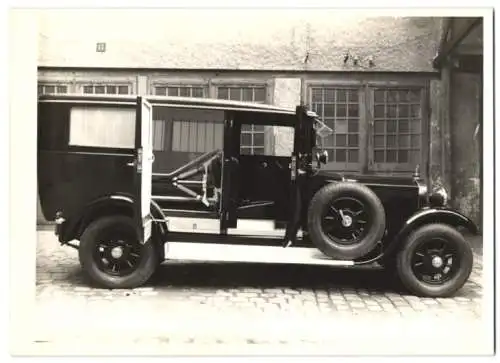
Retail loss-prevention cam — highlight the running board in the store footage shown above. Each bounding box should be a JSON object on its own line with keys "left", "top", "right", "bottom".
{"left": 164, "top": 242, "right": 355, "bottom": 266}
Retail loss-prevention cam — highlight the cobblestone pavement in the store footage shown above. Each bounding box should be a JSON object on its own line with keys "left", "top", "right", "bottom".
{"left": 29, "top": 230, "right": 491, "bottom": 355}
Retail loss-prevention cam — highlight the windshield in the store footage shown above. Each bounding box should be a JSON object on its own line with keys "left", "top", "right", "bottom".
{"left": 313, "top": 118, "right": 334, "bottom": 138}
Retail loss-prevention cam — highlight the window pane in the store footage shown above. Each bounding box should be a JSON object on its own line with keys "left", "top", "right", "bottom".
{"left": 57, "top": 85, "right": 68, "bottom": 93}
{"left": 348, "top": 104, "right": 359, "bottom": 117}
{"left": 374, "top": 120, "right": 385, "bottom": 134}
{"left": 399, "top": 120, "right": 409, "bottom": 133}
{"left": 254, "top": 88, "right": 266, "bottom": 102}
{"left": 387, "top": 90, "right": 398, "bottom": 103}
{"left": 387, "top": 150, "right": 397, "bottom": 162}
{"left": 229, "top": 88, "right": 241, "bottom": 101}
{"left": 192, "top": 87, "right": 204, "bottom": 98}
{"left": 118, "top": 86, "right": 129, "bottom": 94}
{"left": 254, "top": 133, "right": 264, "bottom": 146}
{"left": 411, "top": 135, "right": 420, "bottom": 147}
{"left": 312, "top": 88, "right": 323, "bottom": 102}
{"left": 398, "top": 150, "right": 409, "bottom": 163}
{"left": 409, "top": 89, "right": 421, "bottom": 102}
{"left": 168, "top": 87, "right": 179, "bottom": 97}
{"left": 38, "top": 85, "right": 43, "bottom": 95}
{"left": 336, "top": 149, "right": 346, "bottom": 162}
{"left": 410, "top": 119, "right": 421, "bottom": 133}
{"left": 348, "top": 149, "right": 359, "bottom": 162}
{"left": 387, "top": 105, "right": 397, "bottom": 118}
{"left": 83, "top": 86, "right": 93, "bottom": 94}
{"left": 179, "top": 87, "right": 190, "bottom": 97}
{"left": 45, "top": 85, "right": 55, "bottom": 94}
{"left": 336, "top": 134, "right": 346, "bottom": 147}
{"left": 155, "top": 87, "right": 166, "bottom": 96}
{"left": 399, "top": 135, "right": 410, "bottom": 148}
{"left": 69, "top": 107, "right": 135, "bottom": 148}
{"left": 335, "top": 119, "right": 348, "bottom": 133}
{"left": 241, "top": 133, "right": 252, "bottom": 146}
{"left": 374, "top": 135, "right": 385, "bottom": 148}
{"left": 153, "top": 120, "right": 165, "bottom": 151}
{"left": 374, "top": 150, "right": 385, "bottom": 162}
{"left": 387, "top": 120, "right": 397, "bottom": 133}
{"left": 324, "top": 104, "right": 335, "bottom": 117}
{"left": 347, "top": 90, "right": 358, "bottom": 102}
{"left": 95, "top": 86, "right": 105, "bottom": 94}
{"left": 240, "top": 147, "right": 252, "bottom": 155}
{"left": 253, "top": 125, "right": 265, "bottom": 132}
{"left": 217, "top": 87, "right": 228, "bottom": 99}
{"left": 337, "top": 90, "right": 347, "bottom": 102}
{"left": 410, "top": 104, "right": 421, "bottom": 117}
{"left": 399, "top": 104, "right": 409, "bottom": 117}
{"left": 374, "top": 90, "right": 385, "bottom": 103}
{"left": 374, "top": 105, "right": 385, "bottom": 118}
{"left": 348, "top": 119, "right": 359, "bottom": 133}
{"left": 348, "top": 134, "right": 359, "bottom": 147}
{"left": 336, "top": 104, "right": 347, "bottom": 117}
{"left": 106, "top": 85, "right": 117, "bottom": 94}
{"left": 387, "top": 135, "right": 397, "bottom": 147}
{"left": 325, "top": 89, "right": 335, "bottom": 102}
{"left": 241, "top": 124, "right": 252, "bottom": 132}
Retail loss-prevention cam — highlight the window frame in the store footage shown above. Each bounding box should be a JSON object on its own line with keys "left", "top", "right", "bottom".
{"left": 307, "top": 85, "right": 366, "bottom": 172}
{"left": 306, "top": 78, "right": 429, "bottom": 177}
{"left": 215, "top": 83, "right": 270, "bottom": 155}
{"left": 152, "top": 84, "right": 209, "bottom": 98}
{"left": 80, "top": 83, "right": 132, "bottom": 95}
{"left": 366, "top": 85, "right": 428, "bottom": 174}
{"left": 38, "top": 83, "right": 70, "bottom": 95}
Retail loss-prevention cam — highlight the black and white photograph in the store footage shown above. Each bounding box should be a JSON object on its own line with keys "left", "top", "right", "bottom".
{"left": 6, "top": 4, "right": 496, "bottom": 358}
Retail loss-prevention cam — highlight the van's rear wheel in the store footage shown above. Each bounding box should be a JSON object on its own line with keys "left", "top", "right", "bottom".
{"left": 307, "top": 182, "right": 386, "bottom": 260}
{"left": 79, "top": 215, "right": 157, "bottom": 289}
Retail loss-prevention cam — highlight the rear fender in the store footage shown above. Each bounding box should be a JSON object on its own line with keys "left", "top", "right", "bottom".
{"left": 383, "top": 208, "right": 479, "bottom": 258}
{"left": 61, "top": 194, "right": 168, "bottom": 244}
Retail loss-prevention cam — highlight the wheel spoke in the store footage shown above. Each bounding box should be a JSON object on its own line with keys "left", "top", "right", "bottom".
{"left": 330, "top": 206, "right": 339, "bottom": 215}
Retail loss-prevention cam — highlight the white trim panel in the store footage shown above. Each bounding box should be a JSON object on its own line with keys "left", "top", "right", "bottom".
{"left": 164, "top": 242, "right": 354, "bottom": 266}
{"left": 166, "top": 217, "right": 303, "bottom": 238}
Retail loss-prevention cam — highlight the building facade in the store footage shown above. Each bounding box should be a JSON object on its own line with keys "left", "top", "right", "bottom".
{"left": 36, "top": 11, "right": 483, "bottom": 228}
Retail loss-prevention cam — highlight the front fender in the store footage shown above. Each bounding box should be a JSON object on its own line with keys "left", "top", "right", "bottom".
{"left": 383, "top": 207, "right": 479, "bottom": 259}
{"left": 403, "top": 208, "right": 479, "bottom": 235}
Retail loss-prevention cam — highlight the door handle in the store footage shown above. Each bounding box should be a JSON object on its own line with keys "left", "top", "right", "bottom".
{"left": 127, "top": 160, "right": 136, "bottom": 167}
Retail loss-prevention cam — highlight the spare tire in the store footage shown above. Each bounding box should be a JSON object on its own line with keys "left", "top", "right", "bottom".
{"left": 307, "top": 182, "right": 386, "bottom": 260}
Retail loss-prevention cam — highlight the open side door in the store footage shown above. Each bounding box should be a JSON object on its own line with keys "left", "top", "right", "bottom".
{"left": 284, "top": 106, "right": 314, "bottom": 247}
{"left": 219, "top": 116, "right": 239, "bottom": 233}
{"left": 133, "top": 96, "right": 155, "bottom": 244}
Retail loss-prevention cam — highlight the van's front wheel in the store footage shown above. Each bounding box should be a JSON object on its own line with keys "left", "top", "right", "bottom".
{"left": 78, "top": 216, "right": 157, "bottom": 289}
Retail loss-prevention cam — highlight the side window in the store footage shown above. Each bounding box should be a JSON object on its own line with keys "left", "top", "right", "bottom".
{"left": 240, "top": 124, "right": 294, "bottom": 156}
{"left": 69, "top": 106, "right": 136, "bottom": 149}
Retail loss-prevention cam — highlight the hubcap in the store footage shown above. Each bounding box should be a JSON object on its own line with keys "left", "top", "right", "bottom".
{"left": 111, "top": 246, "right": 124, "bottom": 259}
{"left": 93, "top": 227, "right": 143, "bottom": 277}
{"left": 341, "top": 215, "right": 353, "bottom": 227}
{"left": 411, "top": 237, "right": 458, "bottom": 285}
{"left": 431, "top": 255, "right": 443, "bottom": 268}
{"left": 321, "top": 197, "right": 369, "bottom": 245}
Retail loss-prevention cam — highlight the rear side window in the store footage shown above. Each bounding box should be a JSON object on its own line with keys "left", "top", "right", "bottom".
{"left": 69, "top": 106, "right": 136, "bottom": 149}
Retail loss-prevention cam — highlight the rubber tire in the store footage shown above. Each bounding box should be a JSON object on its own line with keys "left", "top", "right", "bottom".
{"left": 79, "top": 216, "right": 158, "bottom": 289}
{"left": 396, "top": 223, "right": 473, "bottom": 297}
{"left": 307, "top": 182, "right": 386, "bottom": 260}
